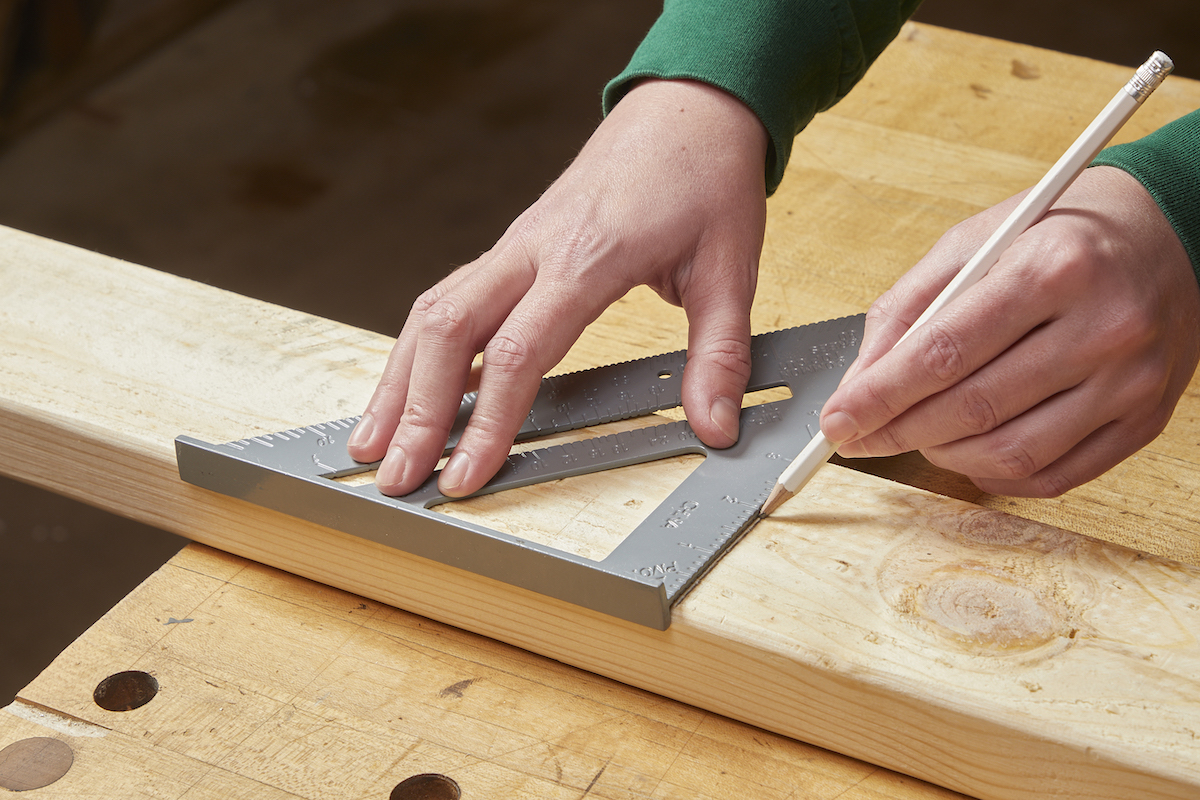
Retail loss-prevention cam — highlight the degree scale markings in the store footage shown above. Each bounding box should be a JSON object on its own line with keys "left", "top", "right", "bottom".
{"left": 176, "top": 315, "right": 864, "bottom": 629}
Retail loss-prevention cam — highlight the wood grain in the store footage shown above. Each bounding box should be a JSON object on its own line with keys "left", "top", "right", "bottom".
{"left": 0, "top": 544, "right": 972, "bottom": 798}
{"left": 3, "top": 23, "right": 1200, "bottom": 799}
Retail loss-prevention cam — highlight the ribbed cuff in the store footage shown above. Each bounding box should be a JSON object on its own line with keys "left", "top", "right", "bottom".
{"left": 1092, "top": 108, "right": 1200, "bottom": 281}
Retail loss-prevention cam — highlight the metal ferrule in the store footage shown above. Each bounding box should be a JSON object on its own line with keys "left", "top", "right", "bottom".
{"left": 1125, "top": 51, "right": 1174, "bottom": 103}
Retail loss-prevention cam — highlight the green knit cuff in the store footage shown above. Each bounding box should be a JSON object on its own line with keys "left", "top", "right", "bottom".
{"left": 1092, "top": 108, "right": 1200, "bottom": 282}
{"left": 603, "top": 0, "right": 920, "bottom": 195}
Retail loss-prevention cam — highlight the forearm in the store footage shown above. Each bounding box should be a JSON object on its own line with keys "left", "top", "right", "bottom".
{"left": 602, "top": 0, "right": 922, "bottom": 194}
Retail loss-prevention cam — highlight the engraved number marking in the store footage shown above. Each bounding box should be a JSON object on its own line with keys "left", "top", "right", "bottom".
{"left": 662, "top": 500, "right": 699, "bottom": 529}
{"left": 636, "top": 561, "right": 679, "bottom": 578}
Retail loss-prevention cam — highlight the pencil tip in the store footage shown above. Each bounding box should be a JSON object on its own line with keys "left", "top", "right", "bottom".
{"left": 760, "top": 484, "right": 792, "bottom": 518}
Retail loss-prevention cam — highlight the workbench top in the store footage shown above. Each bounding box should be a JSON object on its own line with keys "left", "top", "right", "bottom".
{"left": 3, "top": 22, "right": 1200, "bottom": 800}
{"left": 2, "top": 543, "right": 967, "bottom": 798}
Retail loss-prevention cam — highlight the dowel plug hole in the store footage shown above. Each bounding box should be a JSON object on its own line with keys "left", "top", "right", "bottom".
{"left": 94, "top": 670, "right": 159, "bottom": 712}
{"left": 0, "top": 737, "right": 73, "bottom": 791}
{"left": 390, "top": 773, "right": 461, "bottom": 800}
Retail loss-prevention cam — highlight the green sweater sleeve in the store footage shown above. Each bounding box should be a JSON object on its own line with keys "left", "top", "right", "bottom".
{"left": 1092, "top": 109, "right": 1200, "bottom": 279}
{"left": 602, "top": 0, "right": 922, "bottom": 195}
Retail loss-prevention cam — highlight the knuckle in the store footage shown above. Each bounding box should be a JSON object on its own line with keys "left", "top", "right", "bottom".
{"left": 420, "top": 296, "right": 473, "bottom": 342}
{"left": 1104, "top": 304, "right": 1159, "bottom": 355}
{"left": 410, "top": 284, "right": 444, "bottom": 316}
{"left": 864, "top": 291, "right": 909, "bottom": 339}
{"left": 482, "top": 328, "right": 535, "bottom": 373}
{"left": 399, "top": 398, "right": 442, "bottom": 434}
{"left": 527, "top": 217, "right": 604, "bottom": 277}
{"left": 461, "top": 406, "right": 512, "bottom": 442}
{"left": 989, "top": 437, "right": 1040, "bottom": 481}
{"left": 698, "top": 337, "right": 753, "bottom": 384}
{"left": 373, "top": 373, "right": 406, "bottom": 402}
{"left": 867, "top": 424, "right": 910, "bottom": 456}
{"left": 1029, "top": 235, "right": 1088, "bottom": 290}
{"left": 865, "top": 292, "right": 900, "bottom": 325}
{"left": 1120, "top": 398, "right": 1172, "bottom": 452}
{"left": 954, "top": 383, "right": 1000, "bottom": 434}
{"left": 1024, "top": 470, "right": 1076, "bottom": 499}
{"left": 1142, "top": 401, "right": 1174, "bottom": 439}
{"left": 857, "top": 373, "right": 909, "bottom": 422}
{"left": 918, "top": 322, "right": 969, "bottom": 383}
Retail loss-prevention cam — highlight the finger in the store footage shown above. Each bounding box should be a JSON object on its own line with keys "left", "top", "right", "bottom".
{"left": 347, "top": 264, "right": 479, "bottom": 463}
{"left": 921, "top": 364, "right": 1169, "bottom": 496}
{"left": 374, "top": 256, "right": 539, "bottom": 496}
{"left": 821, "top": 243, "right": 1057, "bottom": 447}
{"left": 465, "top": 360, "right": 484, "bottom": 394}
{"left": 965, "top": 414, "right": 1156, "bottom": 498}
{"left": 836, "top": 316, "right": 1091, "bottom": 458}
{"left": 437, "top": 276, "right": 629, "bottom": 497}
{"left": 920, "top": 383, "right": 1098, "bottom": 488}
{"left": 843, "top": 193, "right": 1029, "bottom": 384}
{"left": 678, "top": 265, "right": 756, "bottom": 449}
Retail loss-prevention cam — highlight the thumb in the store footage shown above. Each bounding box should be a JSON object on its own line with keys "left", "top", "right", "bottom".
{"left": 679, "top": 270, "right": 756, "bottom": 449}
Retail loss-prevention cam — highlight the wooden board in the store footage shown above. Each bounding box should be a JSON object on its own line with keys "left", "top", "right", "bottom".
{"left": 3, "top": 23, "right": 1200, "bottom": 799}
{"left": 0, "top": 543, "right": 971, "bottom": 799}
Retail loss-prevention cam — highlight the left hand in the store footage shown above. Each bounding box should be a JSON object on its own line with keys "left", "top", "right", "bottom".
{"left": 346, "top": 79, "right": 769, "bottom": 498}
{"left": 819, "top": 166, "right": 1200, "bottom": 497}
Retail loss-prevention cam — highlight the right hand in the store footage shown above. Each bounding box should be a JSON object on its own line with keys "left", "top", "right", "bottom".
{"left": 347, "top": 79, "right": 771, "bottom": 497}
{"left": 820, "top": 166, "right": 1200, "bottom": 496}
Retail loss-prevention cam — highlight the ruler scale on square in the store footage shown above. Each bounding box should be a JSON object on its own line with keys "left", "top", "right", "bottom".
{"left": 176, "top": 314, "right": 864, "bottom": 629}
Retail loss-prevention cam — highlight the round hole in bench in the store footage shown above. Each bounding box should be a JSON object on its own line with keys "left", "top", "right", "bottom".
{"left": 93, "top": 670, "right": 159, "bottom": 712}
{"left": 390, "top": 773, "right": 461, "bottom": 800}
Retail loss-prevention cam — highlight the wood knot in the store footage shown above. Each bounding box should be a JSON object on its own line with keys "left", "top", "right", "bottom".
{"left": 917, "top": 566, "right": 1067, "bottom": 650}
{"left": 932, "top": 508, "right": 1074, "bottom": 553}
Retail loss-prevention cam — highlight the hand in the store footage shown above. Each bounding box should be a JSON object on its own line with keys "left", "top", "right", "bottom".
{"left": 347, "top": 79, "right": 770, "bottom": 497}
{"left": 820, "top": 166, "right": 1200, "bottom": 497}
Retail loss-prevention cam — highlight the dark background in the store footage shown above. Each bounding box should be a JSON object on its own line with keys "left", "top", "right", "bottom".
{"left": 2, "top": 0, "right": 1198, "bottom": 705}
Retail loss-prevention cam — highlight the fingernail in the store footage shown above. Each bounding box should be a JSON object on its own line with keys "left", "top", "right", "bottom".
{"left": 376, "top": 446, "right": 407, "bottom": 492}
{"left": 836, "top": 440, "right": 867, "bottom": 459}
{"left": 439, "top": 450, "right": 471, "bottom": 496}
{"left": 710, "top": 396, "right": 741, "bottom": 443}
{"left": 822, "top": 411, "right": 859, "bottom": 444}
{"left": 347, "top": 413, "right": 374, "bottom": 450}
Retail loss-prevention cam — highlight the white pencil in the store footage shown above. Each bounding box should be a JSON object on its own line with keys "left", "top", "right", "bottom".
{"left": 759, "top": 50, "right": 1175, "bottom": 519}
